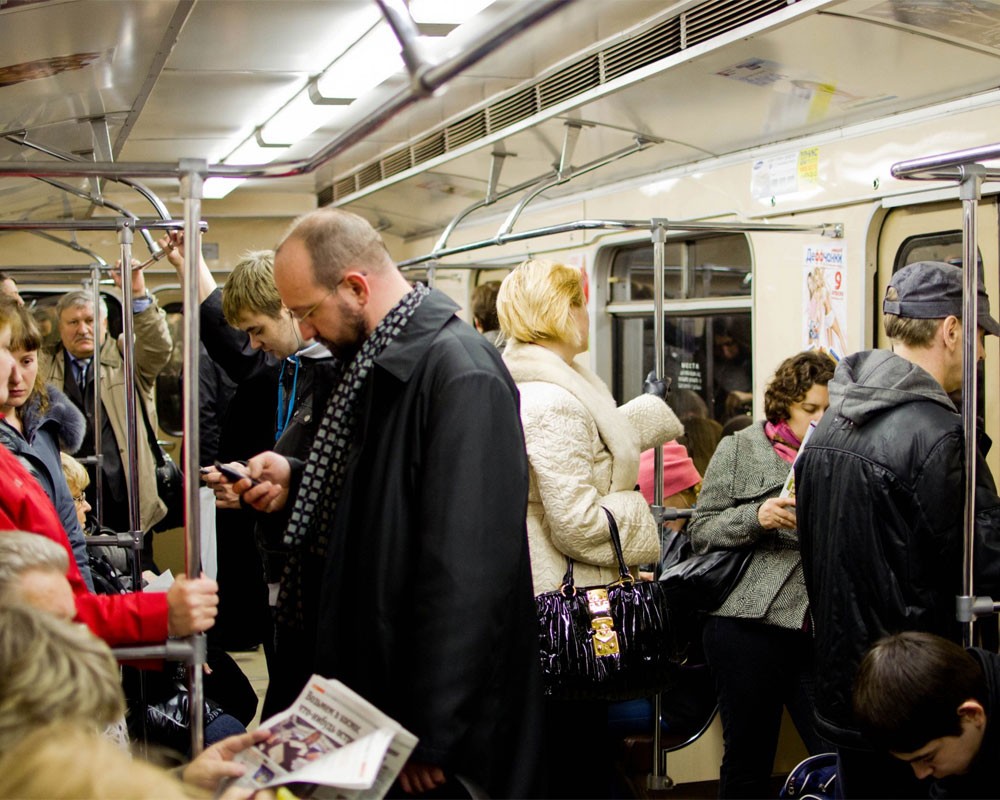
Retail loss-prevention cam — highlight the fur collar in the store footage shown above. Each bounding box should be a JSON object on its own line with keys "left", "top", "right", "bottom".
{"left": 503, "top": 340, "right": 639, "bottom": 489}
{"left": 21, "top": 385, "right": 87, "bottom": 453}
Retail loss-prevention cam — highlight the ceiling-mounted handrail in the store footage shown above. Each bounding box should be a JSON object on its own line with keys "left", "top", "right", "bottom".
{"left": 0, "top": 219, "right": 204, "bottom": 233}
{"left": 496, "top": 134, "right": 659, "bottom": 239}
{"left": 5, "top": 132, "right": 172, "bottom": 256}
{"left": 399, "top": 218, "right": 843, "bottom": 268}
{"left": 25, "top": 230, "right": 110, "bottom": 267}
{"left": 891, "top": 143, "right": 1000, "bottom": 182}
{"left": 432, "top": 122, "right": 663, "bottom": 256}
{"left": 0, "top": 0, "right": 574, "bottom": 185}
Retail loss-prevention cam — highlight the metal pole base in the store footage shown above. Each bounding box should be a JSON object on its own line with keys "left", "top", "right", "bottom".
{"left": 647, "top": 773, "right": 675, "bottom": 791}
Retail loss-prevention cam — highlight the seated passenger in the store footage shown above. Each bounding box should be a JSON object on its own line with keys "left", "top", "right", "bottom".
{"left": 687, "top": 350, "right": 834, "bottom": 798}
{"left": 853, "top": 631, "right": 999, "bottom": 798}
{"left": 0, "top": 604, "right": 268, "bottom": 795}
{"left": 0, "top": 297, "right": 219, "bottom": 648}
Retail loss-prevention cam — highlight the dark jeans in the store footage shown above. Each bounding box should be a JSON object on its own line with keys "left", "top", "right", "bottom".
{"left": 703, "top": 615, "right": 827, "bottom": 799}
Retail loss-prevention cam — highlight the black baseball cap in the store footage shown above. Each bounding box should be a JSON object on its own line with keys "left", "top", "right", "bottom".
{"left": 883, "top": 261, "right": 1000, "bottom": 336}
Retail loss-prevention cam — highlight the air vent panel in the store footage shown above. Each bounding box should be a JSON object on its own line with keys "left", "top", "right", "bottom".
{"left": 321, "top": 0, "right": 799, "bottom": 204}
{"left": 684, "top": 0, "right": 790, "bottom": 48}
{"left": 603, "top": 16, "right": 682, "bottom": 83}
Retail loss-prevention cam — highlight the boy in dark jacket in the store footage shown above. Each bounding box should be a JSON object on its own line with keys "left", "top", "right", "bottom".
{"left": 796, "top": 260, "right": 1000, "bottom": 797}
{"left": 854, "top": 631, "right": 999, "bottom": 799}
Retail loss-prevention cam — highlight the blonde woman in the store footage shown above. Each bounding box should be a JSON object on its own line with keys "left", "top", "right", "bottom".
{"left": 497, "top": 259, "right": 682, "bottom": 797}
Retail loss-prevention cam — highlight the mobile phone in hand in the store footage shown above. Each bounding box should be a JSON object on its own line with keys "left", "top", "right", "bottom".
{"left": 213, "top": 461, "right": 260, "bottom": 487}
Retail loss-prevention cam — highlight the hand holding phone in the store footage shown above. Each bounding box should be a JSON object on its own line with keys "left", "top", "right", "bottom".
{"left": 213, "top": 461, "right": 260, "bottom": 487}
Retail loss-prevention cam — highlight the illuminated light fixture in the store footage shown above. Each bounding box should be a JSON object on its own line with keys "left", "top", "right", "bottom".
{"left": 203, "top": 133, "right": 290, "bottom": 200}
{"left": 314, "top": 23, "right": 404, "bottom": 102}
{"left": 407, "top": 0, "right": 496, "bottom": 24}
{"left": 206, "top": 1, "right": 498, "bottom": 201}
{"left": 261, "top": 88, "right": 353, "bottom": 145}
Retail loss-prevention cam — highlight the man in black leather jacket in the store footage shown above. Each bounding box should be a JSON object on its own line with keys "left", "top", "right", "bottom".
{"left": 796, "top": 261, "right": 1000, "bottom": 798}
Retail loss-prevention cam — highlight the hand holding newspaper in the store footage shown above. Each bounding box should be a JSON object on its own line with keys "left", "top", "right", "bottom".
{"left": 226, "top": 675, "right": 417, "bottom": 799}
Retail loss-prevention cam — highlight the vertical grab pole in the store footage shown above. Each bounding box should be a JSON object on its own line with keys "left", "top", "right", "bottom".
{"left": 649, "top": 219, "right": 670, "bottom": 789}
{"left": 180, "top": 159, "right": 206, "bottom": 755}
{"left": 959, "top": 167, "right": 984, "bottom": 648}
{"left": 90, "top": 262, "right": 105, "bottom": 527}
{"left": 117, "top": 220, "right": 143, "bottom": 544}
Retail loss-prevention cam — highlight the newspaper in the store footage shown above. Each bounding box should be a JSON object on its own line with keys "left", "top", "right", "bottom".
{"left": 227, "top": 675, "right": 418, "bottom": 799}
{"left": 779, "top": 420, "right": 817, "bottom": 499}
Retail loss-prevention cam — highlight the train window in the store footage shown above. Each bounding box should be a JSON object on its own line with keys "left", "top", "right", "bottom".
{"left": 606, "top": 233, "right": 752, "bottom": 431}
{"left": 893, "top": 231, "right": 966, "bottom": 274}
{"left": 609, "top": 234, "right": 751, "bottom": 302}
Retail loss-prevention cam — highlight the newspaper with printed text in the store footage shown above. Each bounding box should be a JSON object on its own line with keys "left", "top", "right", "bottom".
{"left": 228, "top": 674, "right": 418, "bottom": 799}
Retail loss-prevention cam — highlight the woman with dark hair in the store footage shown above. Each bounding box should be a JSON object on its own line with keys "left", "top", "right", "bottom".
{"left": 0, "top": 303, "right": 93, "bottom": 589}
{"left": 688, "top": 350, "right": 835, "bottom": 798}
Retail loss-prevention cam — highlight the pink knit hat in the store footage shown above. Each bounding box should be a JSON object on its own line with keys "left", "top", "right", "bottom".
{"left": 637, "top": 441, "right": 702, "bottom": 504}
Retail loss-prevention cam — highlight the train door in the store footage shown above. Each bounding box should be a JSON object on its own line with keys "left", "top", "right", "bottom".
{"left": 876, "top": 199, "right": 1000, "bottom": 478}
{"left": 602, "top": 233, "right": 754, "bottom": 476}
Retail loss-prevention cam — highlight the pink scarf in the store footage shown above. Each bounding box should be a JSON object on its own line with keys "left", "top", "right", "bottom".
{"left": 764, "top": 420, "right": 801, "bottom": 464}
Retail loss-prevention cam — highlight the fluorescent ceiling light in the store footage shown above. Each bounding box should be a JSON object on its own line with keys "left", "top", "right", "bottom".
{"left": 261, "top": 90, "right": 353, "bottom": 145}
{"left": 203, "top": 177, "right": 246, "bottom": 200}
{"left": 315, "top": 23, "right": 403, "bottom": 101}
{"left": 203, "top": 135, "right": 290, "bottom": 200}
{"left": 408, "top": 0, "right": 495, "bottom": 24}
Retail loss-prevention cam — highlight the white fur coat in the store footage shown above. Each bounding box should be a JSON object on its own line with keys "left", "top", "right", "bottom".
{"left": 503, "top": 341, "right": 683, "bottom": 594}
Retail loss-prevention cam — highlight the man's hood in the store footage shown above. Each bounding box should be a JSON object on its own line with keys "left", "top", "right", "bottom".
{"left": 828, "top": 349, "right": 955, "bottom": 426}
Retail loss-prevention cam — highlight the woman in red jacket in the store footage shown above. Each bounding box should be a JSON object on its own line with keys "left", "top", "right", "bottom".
{"left": 0, "top": 296, "right": 218, "bottom": 646}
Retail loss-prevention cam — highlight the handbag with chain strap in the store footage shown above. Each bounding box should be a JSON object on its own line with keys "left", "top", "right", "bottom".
{"left": 535, "top": 508, "right": 685, "bottom": 701}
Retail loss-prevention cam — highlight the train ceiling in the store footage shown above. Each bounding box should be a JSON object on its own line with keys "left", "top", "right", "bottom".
{"left": 2, "top": 0, "right": 1000, "bottom": 253}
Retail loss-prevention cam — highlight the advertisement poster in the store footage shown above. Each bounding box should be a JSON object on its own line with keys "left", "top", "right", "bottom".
{"left": 803, "top": 244, "right": 848, "bottom": 359}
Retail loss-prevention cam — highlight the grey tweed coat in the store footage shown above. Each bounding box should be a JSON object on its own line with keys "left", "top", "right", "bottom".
{"left": 687, "top": 421, "right": 808, "bottom": 630}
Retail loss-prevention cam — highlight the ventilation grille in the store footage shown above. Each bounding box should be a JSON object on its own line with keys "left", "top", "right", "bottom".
{"left": 326, "top": 0, "right": 798, "bottom": 203}
{"left": 684, "top": 0, "right": 791, "bottom": 48}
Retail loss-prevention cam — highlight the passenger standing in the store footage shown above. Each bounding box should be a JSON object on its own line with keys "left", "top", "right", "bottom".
{"left": 40, "top": 265, "right": 172, "bottom": 551}
{"left": 234, "top": 208, "right": 542, "bottom": 798}
{"left": 0, "top": 304, "right": 94, "bottom": 588}
{"left": 795, "top": 261, "right": 1000, "bottom": 798}
{"left": 496, "top": 259, "right": 682, "bottom": 798}
{"left": 163, "top": 233, "right": 338, "bottom": 718}
{"left": 0, "top": 297, "right": 220, "bottom": 648}
{"left": 687, "top": 350, "right": 833, "bottom": 799}
{"left": 470, "top": 279, "right": 505, "bottom": 350}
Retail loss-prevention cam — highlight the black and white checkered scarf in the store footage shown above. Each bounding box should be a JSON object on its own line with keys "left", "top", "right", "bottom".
{"left": 276, "top": 282, "right": 429, "bottom": 627}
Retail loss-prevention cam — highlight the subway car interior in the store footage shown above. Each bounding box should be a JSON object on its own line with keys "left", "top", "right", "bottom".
{"left": 2, "top": 0, "right": 1000, "bottom": 795}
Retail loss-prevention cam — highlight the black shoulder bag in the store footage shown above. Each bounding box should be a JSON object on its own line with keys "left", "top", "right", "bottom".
{"left": 535, "top": 508, "right": 686, "bottom": 701}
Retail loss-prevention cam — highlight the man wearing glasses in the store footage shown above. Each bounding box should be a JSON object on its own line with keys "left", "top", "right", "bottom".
{"left": 233, "top": 209, "right": 542, "bottom": 798}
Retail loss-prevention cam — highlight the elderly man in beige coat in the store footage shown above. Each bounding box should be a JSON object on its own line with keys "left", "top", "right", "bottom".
{"left": 41, "top": 266, "right": 171, "bottom": 539}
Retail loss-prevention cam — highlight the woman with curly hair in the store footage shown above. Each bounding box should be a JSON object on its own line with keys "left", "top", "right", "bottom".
{"left": 688, "top": 350, "right": 835, "bottom": 798}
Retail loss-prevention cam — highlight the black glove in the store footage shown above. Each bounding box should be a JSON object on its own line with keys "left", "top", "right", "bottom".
{"left": 643, "top": 370, "right": 671, "bottom": 402}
